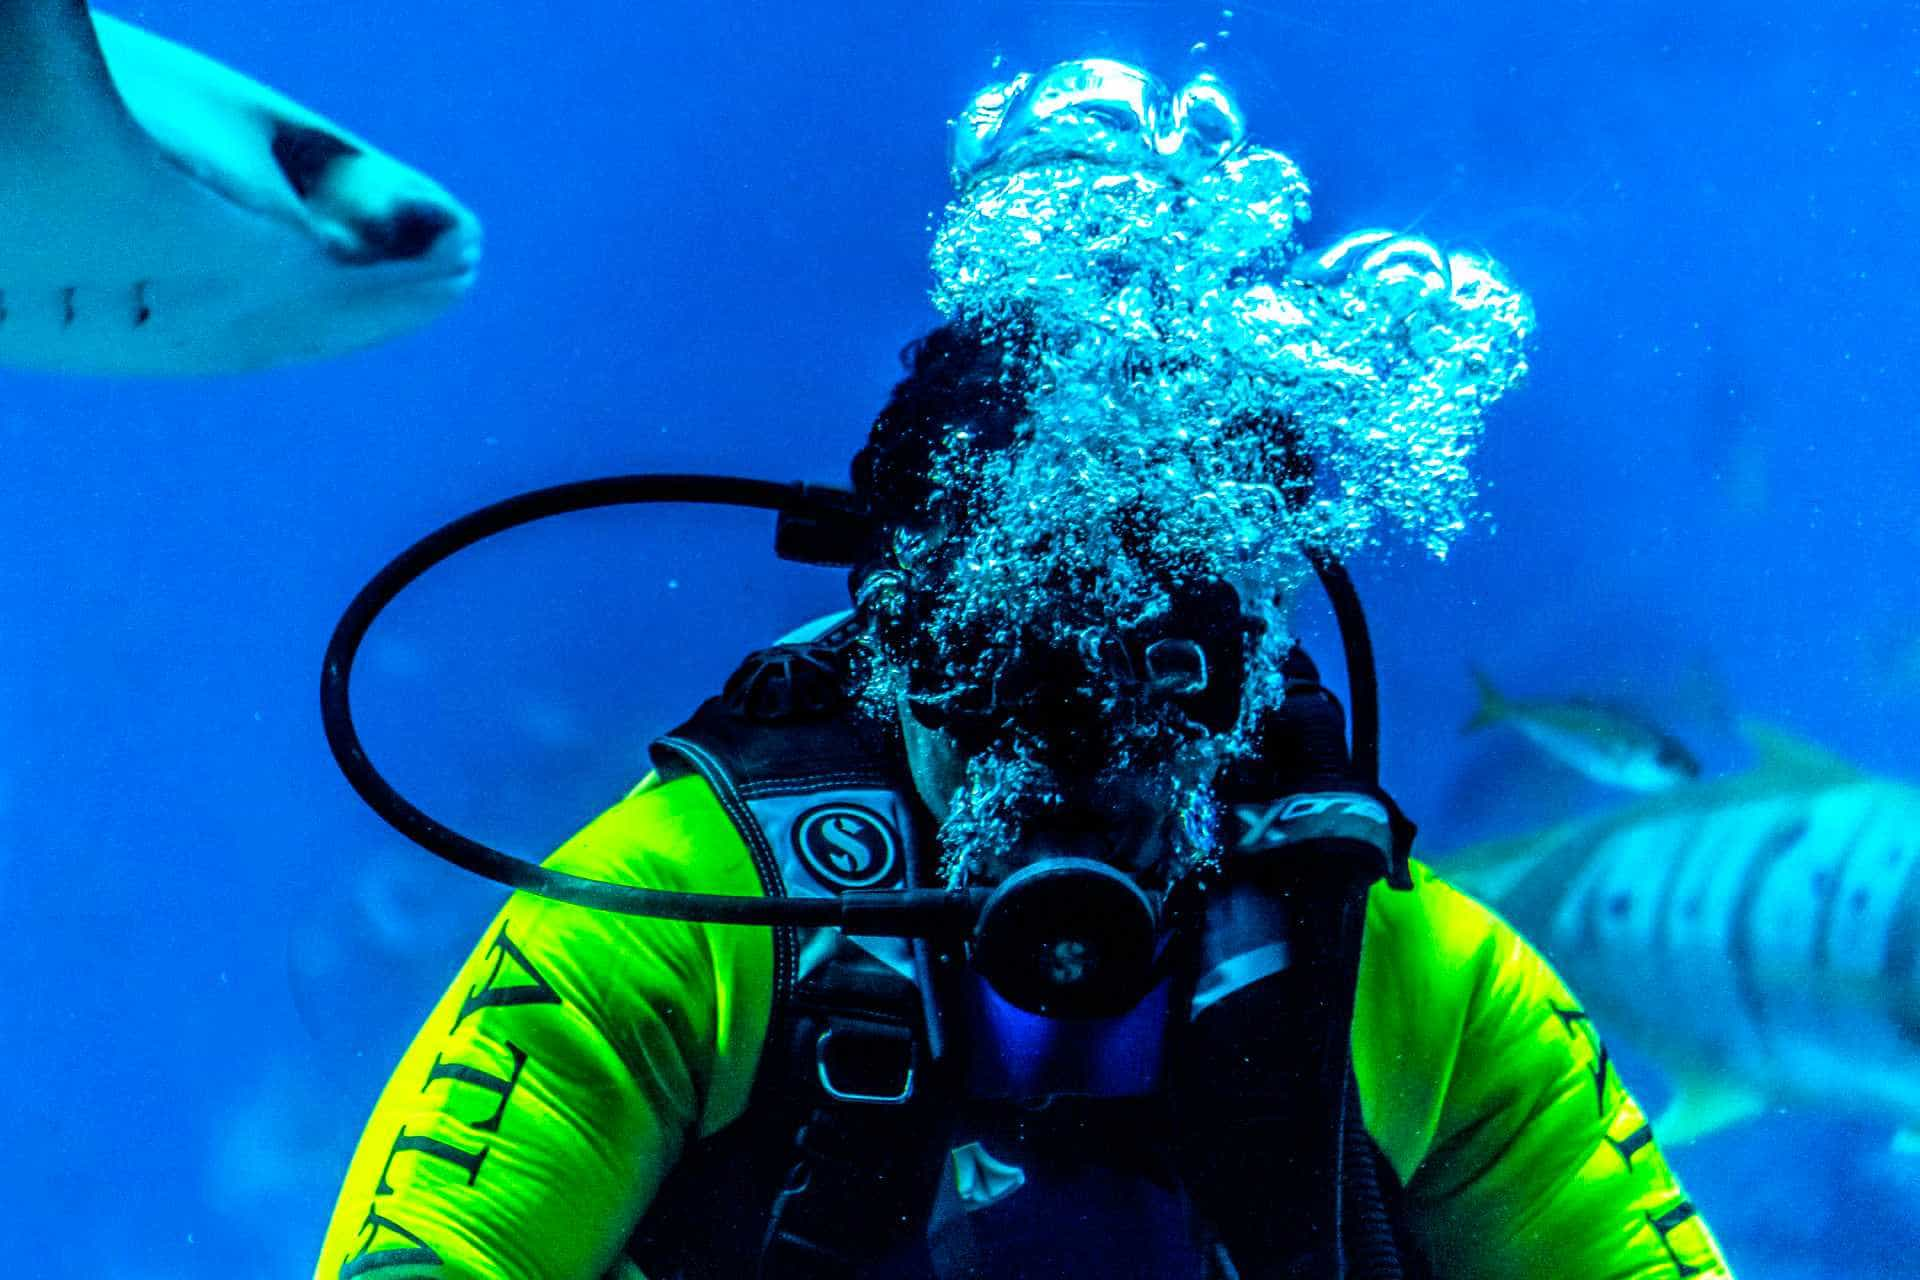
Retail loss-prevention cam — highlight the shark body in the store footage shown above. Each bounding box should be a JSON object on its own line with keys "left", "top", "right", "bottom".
{"left": 0, "top": 0, "right": 479, "bottom": 375}
{"left": 1446, "top": 725, "right": 1920, "bottom": 1145}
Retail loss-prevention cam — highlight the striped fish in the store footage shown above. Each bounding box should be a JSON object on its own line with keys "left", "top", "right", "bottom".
{"left": 1444, "top": 723, "right": 1920, "bottom": 1146}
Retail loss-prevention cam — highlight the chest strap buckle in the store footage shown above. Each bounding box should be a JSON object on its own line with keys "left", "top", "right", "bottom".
{"left": 816, "top": 1021, "right": 918, "bottom": 1105}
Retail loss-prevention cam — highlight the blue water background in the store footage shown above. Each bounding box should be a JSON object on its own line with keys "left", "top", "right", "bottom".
{"left": 4, "top": 1, "right": 1915, "bottom": 1274}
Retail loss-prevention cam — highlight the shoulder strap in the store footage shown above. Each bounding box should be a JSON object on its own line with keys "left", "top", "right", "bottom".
{"left": 649, "top": 616, "right": 929, "bottom": 1000}
{"left": 630, "top": 620, "right": 955, "bottom": 1278}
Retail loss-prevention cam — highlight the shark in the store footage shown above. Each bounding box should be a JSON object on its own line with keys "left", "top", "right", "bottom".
{"left": 0, "top": 0, "right": 480, "bottom": 375}
{"left": 1443, "top": 724, "right": 1920, "bottom": 1147}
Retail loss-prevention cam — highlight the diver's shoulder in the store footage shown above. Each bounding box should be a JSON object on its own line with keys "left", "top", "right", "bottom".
{"left": 1353, "top": 859, "right": 1524, "bottom": 1178}
{"left": 544, "top": 770, "right": 758, "bottom": 893}
{"left": 1366, "top": 857, "right": 1524, "bottom": 977}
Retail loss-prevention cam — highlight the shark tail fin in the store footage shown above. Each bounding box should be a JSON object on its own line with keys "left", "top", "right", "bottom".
{"left": 1465, "top": 666, "right": 1506, "bottom": 734}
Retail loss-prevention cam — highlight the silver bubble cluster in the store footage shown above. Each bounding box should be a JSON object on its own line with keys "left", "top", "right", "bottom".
{"left": 875, "top": 58, "right": 1533, "bottom": 885}
{"left": 934, "top": 58, "right": 1533, "bottom": 562}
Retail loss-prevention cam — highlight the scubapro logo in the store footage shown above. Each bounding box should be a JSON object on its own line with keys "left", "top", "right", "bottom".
{"left": 1235, "top": 792, "right": 1390, "bottom": 852}
{"left": 792, "top": 804, "right": 901, "bottom": 889}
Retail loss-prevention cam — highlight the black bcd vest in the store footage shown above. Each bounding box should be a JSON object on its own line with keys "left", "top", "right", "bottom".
{"left": 623, "top": 619, "right": 1429, "bottom": 1280}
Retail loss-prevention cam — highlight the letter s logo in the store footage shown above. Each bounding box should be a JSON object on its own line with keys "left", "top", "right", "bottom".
{"left": 792, "top": 805, "right": 901, "bottom": 889}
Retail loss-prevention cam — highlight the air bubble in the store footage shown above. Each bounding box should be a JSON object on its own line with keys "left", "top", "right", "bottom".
{"left": 878, "top": 58, "right": 1532, "bottom": 885}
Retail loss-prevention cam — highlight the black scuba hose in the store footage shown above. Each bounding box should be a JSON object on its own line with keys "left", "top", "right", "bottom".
{"left": 1315, "top": 884, "right": 1400, "bottom": 1280}
{"left": 321, "top": 472, "right": 1386, "bottom": 934}
{"left": 1342, "top": 1069, "right": 1405, "bottom": 1279}
{"left": 1307, "top": 552, "right": 1380, "bottom": 786}
{"left": 319, "top": 474, "right": 978, "bottom": 933}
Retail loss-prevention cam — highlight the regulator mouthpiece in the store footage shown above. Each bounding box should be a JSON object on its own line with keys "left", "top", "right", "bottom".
{"left": 969, "top": 857, "right": 1162, "bottom": 1018}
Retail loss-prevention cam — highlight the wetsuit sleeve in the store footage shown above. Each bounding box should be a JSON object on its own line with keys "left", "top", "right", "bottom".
{"left": 310, "top": 773, "right": 775, "bottom": 1280}
{"left": 1354, "top": 865, "right": 1733, "bottom": 1279}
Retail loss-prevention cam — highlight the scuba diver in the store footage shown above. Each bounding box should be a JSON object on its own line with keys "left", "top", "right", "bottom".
{"left": 311, "top": 60, "right": 1731, "bottom": 1280}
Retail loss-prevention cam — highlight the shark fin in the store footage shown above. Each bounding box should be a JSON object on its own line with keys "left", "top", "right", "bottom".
{"left": 1655, "top": 1077, "right": 1769, "bottom": 1145}
{"left": 1437, "top": 833, "right": 1554, "bottom": 904}
{"left": 1740, "top": 720, "right": 1861, "bottom": 782}
{"left": 1891, "top": 1129, "right": 1920, "bottom": 1156}
{"left": 1464, "top": 666, "right": 1506, "bottom": 733}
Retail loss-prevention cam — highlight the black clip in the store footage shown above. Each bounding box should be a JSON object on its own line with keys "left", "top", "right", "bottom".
{"left": 814, "top": 1022, "right": 917, "bottom": 1106}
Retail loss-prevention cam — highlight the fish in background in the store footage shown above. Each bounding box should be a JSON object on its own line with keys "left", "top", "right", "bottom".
{"left": 1444, "top": 724, "right": 1920, "bottom": 1149}
{"left": 205, "top": 1055, "right": 358, "bottom": 1275}
{"left": 1466, "top": 667, "right": 1702, "bottom": 792}
{"left": 287, "top": 853, "right": 496, "bottom": 1077}
{"left": 1690, "top": 339, "right": 1774, "bottom": 519}
{"left": 1863, "top": 624, "right": 1920, "bottom": 701}
{"left": 0, "top": 0, "right": 480, "bottom": 375}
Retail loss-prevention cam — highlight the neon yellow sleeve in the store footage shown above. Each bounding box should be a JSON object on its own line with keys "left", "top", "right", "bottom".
{"left": 310, "top": 774, "right": 775, "bottom": 1280}
{"left": 1354, "top": 863, "right": 1733, "bottom": 1278}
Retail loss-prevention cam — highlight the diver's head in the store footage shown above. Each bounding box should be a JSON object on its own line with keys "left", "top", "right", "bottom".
{"left": 851, "top": 322, "right": 1267, "bottom": 890}
{"left": 895, "top": 682, "right": 1216, "bottom": 888}
{"left": 846, "top": 58, "right": 1532, "bottom": 893}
